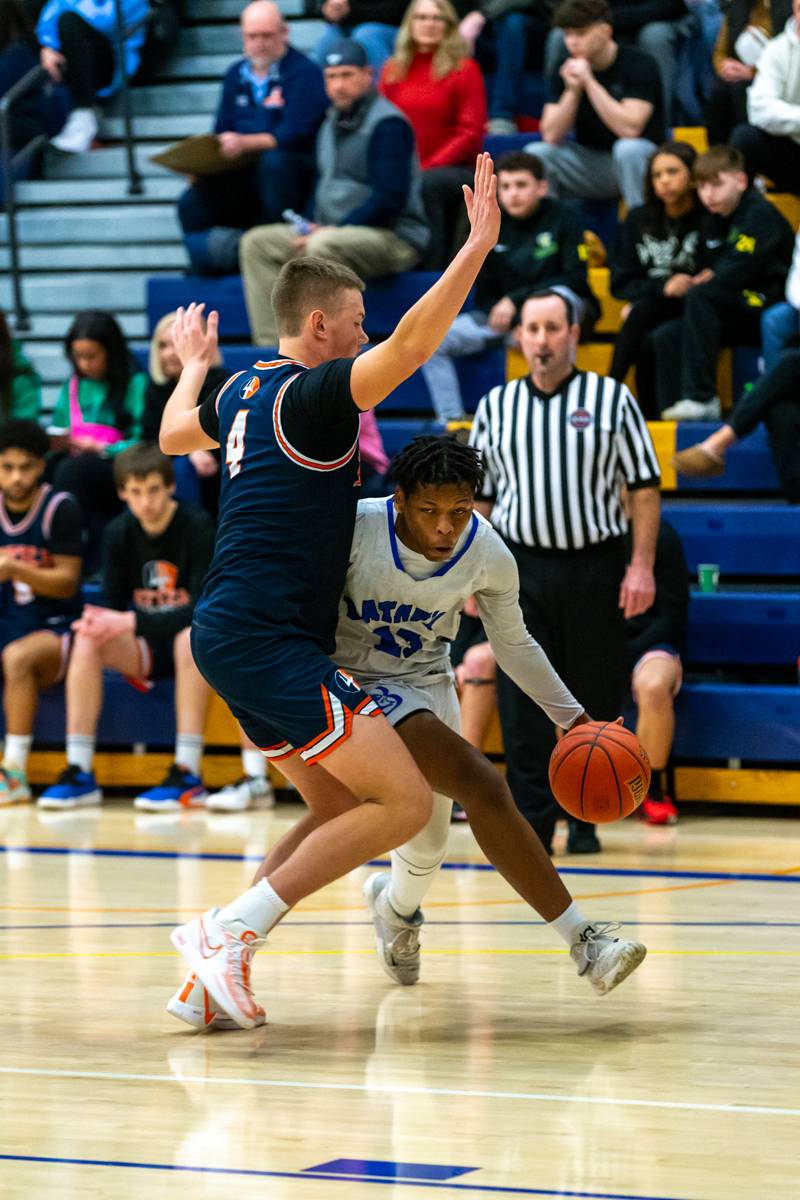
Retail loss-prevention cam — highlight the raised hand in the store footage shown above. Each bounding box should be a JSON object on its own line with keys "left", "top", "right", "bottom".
{"left": 462, "top": 152, "right": 500, "bottom": 255}
{"left": 171, "top": 303, "right": 219, "bottom": 371}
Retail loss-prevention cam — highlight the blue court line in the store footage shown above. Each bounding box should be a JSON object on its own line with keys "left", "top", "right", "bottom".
{"left": 0, "top": 1153, "right": 697, "bottom": 1200}
{"left": 1, "top": 844, "right": 798, "bottom": 885}
{"left": 2, "top": 920, "right": 800, "bottom": 932}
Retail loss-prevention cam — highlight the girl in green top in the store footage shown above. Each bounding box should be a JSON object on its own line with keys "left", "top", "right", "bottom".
{"left": 0, "top": 310, "right": 42, "bottom": 423}
{"left": 50, "top": 310, "right": 147, "bottom": 527}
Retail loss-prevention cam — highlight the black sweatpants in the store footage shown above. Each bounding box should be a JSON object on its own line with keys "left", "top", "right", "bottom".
{"left": 731, "top": 123, "right": 800, "bottom": 195}
{"left": 421, "top": 165, "right": 472, "bottom": 271}
{"left": 496, "top": 537, "right": 629, "bottom": 850}
{"left": 610, "top": 294, "right": 684, "bottom": 419}
{"left": 730, "top": 349, "right": 800, "bottom": 500}
{"left": 650, "top": 280, "right": 763, "bottom": 413}
{"left": 58, "top": 13, "right": 114, "bottom": 107}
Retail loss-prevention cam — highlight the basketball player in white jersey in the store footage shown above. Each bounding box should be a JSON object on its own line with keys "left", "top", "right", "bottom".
{"left": 169, "top": 436, "right": 646, "bottom": 1030}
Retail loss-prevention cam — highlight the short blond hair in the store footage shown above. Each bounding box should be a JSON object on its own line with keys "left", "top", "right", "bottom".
{"left": 271, "top": 257, "right": 365, "bottom": 337}
{"left": 148, "top": 310, "right": 222, "bottom": 385}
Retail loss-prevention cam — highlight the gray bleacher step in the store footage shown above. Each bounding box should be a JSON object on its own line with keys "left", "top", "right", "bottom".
{"left": 0, "top": 244, "right": 187, "bottom": 272}
{"left": 178, "top": 19, "right": 325, "bottom": 56}
{"left": 11, "top": 313, "right": 149, "bottom": 341}
{"left": 0, "top": 272, "right": 152, "bottom": 313}
{"left": 106, "top": 82, "right": 217, "bottom": 116}
{"left": 43, "top": 145, "right": 173, "bottom": 180}
{"left": 15, "top": 177, "right": 184, "bottom": 205}
{"left": 154, "top": 54, "right": 233, "bottom": 81}
{"left": 186, "top": 0, "right": 305, "bottom": 18}
{"left": 99, "top": 114, "right": 209, "bottom": 139}
{"left": 1, "top": 205, "right": 181, "bottom": 244}
{"left": 24, "top": 341, "right": 149, "bottom": 384}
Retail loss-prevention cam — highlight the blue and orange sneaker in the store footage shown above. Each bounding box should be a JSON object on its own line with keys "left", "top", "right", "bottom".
{"left": 38, "top": 764, "right": 102, "bottom": 809}
{"left": 134, "top": 763, "right": 207, "bottom": 812}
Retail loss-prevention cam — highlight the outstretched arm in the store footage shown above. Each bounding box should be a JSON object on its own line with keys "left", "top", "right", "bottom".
{"left": 350, "top": 153, "right": 501, "bottom": 411}
{"left": 159, "top": 304, "right": 221, "bottom": 454}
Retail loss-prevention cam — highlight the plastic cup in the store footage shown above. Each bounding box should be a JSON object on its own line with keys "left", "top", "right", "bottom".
{"left": 698, "top": 563, "right": 720, "bottom": 593}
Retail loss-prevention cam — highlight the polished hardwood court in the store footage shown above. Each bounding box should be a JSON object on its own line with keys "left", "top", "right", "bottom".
{"left": 1, "top": 800, "right": 798, "bottom": 1200}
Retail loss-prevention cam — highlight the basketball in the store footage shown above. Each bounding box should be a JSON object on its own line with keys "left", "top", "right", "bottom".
{"left": 548, "top": 721, "right": 651, "bottom": 823}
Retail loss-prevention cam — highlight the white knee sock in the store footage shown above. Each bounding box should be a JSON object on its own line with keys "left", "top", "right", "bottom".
{"left": 388, "top": 792, "right": 452, "bottom": 917}
{"left": 242, "top": 748, "right": 266, "bottom": 779}
{"left": 3, "top": 734, "right": 32, "bottom": 770}
{"left": 217, "top": 878, "right": 289, "bottom": 938}
{"left": 175, "top": 734, "right": 203, "bottom": 775}
{"left": 66, "top": 735, "right": 95, "bottom": 774}
{"left": 548, "top": 900, "right": 593, "bottom": 947}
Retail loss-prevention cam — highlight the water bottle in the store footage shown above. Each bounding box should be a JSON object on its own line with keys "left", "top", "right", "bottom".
{"left": 282, "top": 208, "right": 313, "bottom": 236}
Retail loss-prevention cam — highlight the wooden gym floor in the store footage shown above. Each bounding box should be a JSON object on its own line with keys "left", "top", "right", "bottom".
{"left": 1, "top": 800, "right": 798, "bottom": 1200}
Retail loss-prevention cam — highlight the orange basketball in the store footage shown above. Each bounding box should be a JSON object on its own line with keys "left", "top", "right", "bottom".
{"left": 548, "top": 721, "right": 650, "bottom": 823}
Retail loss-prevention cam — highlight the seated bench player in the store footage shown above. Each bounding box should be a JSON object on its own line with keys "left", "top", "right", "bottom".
{"left": 0, "top": 420, "right": 83, "bottom": 805}
{"left": 168, "top": 437, "right": 647, "bottom": 1029}
{"left": 38, "top": 445, "right": 216, "bottom": 811}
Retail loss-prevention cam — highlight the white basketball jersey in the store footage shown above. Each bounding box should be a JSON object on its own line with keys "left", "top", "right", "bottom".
{"left": 336, "top": 497, "right": 584, "bottom": 729}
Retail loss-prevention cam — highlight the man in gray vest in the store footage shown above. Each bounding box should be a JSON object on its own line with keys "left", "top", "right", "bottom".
{"left": 240, "top": 39, "right": 429, "bottom": 345}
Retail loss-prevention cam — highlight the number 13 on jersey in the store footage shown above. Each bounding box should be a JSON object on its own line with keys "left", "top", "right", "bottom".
{"left": 226, "top": 409, "right": 249, "bottom": 478}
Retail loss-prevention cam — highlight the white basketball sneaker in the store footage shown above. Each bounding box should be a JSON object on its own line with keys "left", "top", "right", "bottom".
{"left": 167, "top": 970, "right": 265, "bottom": 1031}
{"left": 363, "top": 872, "right": 424, "bottom": 986}
{"left": 206, "top": 774, "right": 275, "bottom": 812}
{"left": 170, "top": 908, "right": 265, "bottom": 1029}
{"left": 570, "top": 922, "right": 647, "bottom": 994}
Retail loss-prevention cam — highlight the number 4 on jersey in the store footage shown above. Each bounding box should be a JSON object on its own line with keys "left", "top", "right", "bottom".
{"left": 226, "top": 409, "right": 249, "bottom": 478}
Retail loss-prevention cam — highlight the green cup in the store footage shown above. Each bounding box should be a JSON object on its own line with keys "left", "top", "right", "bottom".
{"left": 698, "top": 563, "right": 720, "bottom": 593}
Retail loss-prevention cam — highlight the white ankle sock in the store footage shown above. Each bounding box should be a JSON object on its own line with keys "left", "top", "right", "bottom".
{"left": 387, "top": 793, "right": 452, "bottom": 916}
{"left": 66, "top": 735, "right": 95, "bottom": 774}
{"left": 3, "top": 734, "right": 32, "bottom": 770}
{"left": 217, "top": 878, "right": 289, "bottom": 938}
{"left": 242, "top": 748, "right": 266, "bottom": 780}
{"left": 175, "top": 735, "right": 203, "bottom": 776}
{"left": 548, "top": 901, "right": 592, "bottom": 947}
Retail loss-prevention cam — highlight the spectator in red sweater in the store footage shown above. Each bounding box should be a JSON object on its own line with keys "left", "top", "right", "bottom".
{"left": 380, "top": 0, "right": 487, "bottom": 268}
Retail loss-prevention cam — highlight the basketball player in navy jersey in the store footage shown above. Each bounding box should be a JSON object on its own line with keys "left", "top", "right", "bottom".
{"left": 0, "top": 421, "right": 83, "bottom": 805}
{"left": 160, "top": 153, "right": 501, "bottom": 1030}
{"left": 167, "top": 437, "right": 646, "bottom": 1030}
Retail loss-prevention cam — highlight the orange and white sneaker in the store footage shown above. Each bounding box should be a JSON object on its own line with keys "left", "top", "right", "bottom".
{"left": 170, "top": 908, "right": 265, "bottom": 1030}
{"left": 167, "top": 970, "right": 265, "bottom": 1031}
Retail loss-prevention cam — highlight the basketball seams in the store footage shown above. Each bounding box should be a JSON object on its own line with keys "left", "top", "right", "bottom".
{"left": 549, "top": 721, "right": 650, "bottom": 822}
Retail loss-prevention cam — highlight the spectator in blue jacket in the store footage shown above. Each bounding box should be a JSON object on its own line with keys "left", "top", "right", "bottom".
{"left": 36, "top": 0, "right": 149, "bottom": 153}
{"left": 178, "top": 0, "right": 329, "bottom": 274}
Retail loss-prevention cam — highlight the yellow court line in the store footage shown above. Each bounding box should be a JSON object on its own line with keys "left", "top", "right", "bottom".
{"left": 2, "top": 948, "right": 798, "bottom": 961}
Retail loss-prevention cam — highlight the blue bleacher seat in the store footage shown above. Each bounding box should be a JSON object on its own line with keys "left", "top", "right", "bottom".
{"left": 483, "top": 132, "right": 539, "bottom": 159}
{"left": 147, "top": 276, "right": 250, "bottom": 338}
{"left": 661, "top": 501, "right": 800, "bottom": 575}
{"left": 147, "top": 274, "right": 478, "bottom": 342}
{"left": 0, "top": 675, "right": 177, "bottom": 748}
{"left": 378, "top": 419, "right": 446, "bottom": 458}
{"left": 672, "top": 682, "right": 800, "bottom": 762}
{"left": 675, "top": 423, "right": 779, "bottom": 492}
{"left": 687, "top": 590, "right": 800, "bottom": 664}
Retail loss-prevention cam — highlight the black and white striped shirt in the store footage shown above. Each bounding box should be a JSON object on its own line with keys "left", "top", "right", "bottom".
{"left": 469, "top": 370, "right": 660, "bottom": 551}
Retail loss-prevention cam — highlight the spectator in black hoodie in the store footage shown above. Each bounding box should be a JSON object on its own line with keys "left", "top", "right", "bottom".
{"left": 625, "top": 513, "right": 689, "bottom": 826}
{"left": 609, "top": 140, "right": 702, "bottom": 418}
{"left": 651, "top": 144, "right": 794, "bottom": 420}
{"left": 421, "top": 151, "right": 597, "bottom": 420}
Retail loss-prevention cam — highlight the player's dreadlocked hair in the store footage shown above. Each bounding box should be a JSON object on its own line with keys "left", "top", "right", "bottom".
{"left": 389, "top": 435, "right": 485, "bottom": 497}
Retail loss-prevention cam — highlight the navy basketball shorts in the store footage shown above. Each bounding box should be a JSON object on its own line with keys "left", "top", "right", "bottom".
{"left": 191, "top": 622, "right": 383, "bottom": 766}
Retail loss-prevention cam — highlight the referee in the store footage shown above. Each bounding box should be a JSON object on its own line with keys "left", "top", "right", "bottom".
{"left": 470, "top": 290, "right": 661, "bottom": 854}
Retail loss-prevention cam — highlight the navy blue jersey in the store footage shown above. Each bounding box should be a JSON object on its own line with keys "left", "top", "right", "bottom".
{"left": 195, "top": 355, "right": 360, "bottom": 652}
{"left": 0, "top": 484, "right": 83, "bottom": 646}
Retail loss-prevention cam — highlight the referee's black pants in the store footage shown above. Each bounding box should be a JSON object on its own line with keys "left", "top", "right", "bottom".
{"left": 496, "top": 537, "right": 629, "bottom": 851}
